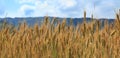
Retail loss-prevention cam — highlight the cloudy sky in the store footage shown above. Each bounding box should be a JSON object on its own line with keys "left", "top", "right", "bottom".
{"left": 0, "top": 0, "right": 120, "bottom": 18}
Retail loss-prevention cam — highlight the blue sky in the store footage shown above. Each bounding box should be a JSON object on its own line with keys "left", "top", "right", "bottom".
{"left": 0, "top": 0, "right": 120, "bottom": 18}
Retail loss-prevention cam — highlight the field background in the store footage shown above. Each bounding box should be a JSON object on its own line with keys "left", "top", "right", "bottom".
{"left": 0, "top": 11, "right": 120, "bottom": 58}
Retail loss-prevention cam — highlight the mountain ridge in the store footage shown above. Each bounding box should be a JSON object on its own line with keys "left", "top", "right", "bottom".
{"left": 0, "top": 17, "right": 115, "bottom": 27}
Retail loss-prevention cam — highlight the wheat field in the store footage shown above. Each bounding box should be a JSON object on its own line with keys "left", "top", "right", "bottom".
{"left": 0, "top": 11, "right": 120, "bottom": 58}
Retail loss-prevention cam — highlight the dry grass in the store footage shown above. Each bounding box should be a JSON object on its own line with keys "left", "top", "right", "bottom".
{"left": 0, "top": 11, "right": 120, "bottom": 58}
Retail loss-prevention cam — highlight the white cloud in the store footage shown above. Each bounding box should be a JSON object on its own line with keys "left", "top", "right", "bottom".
{"left": 17, "top": 0, "right": 70, "bottom": 17}
{"left": 92, "top": 0, "right": 117, "bottom": 18}
{"left": 16, "top": 0, "right": 120, "bottom": 18}
{"left": 18, "top": 4, "right": 35, "bottom": 17}
{"left": 76, "top": 0, "right": 119, "bottom": 18}
{"left": 58, "top": 0, "right": 77, "bottom": 9}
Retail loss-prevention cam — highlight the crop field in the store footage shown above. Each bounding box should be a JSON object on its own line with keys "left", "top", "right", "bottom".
{"left": 0, "top": 11, "right": 120, "bottom": 58}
